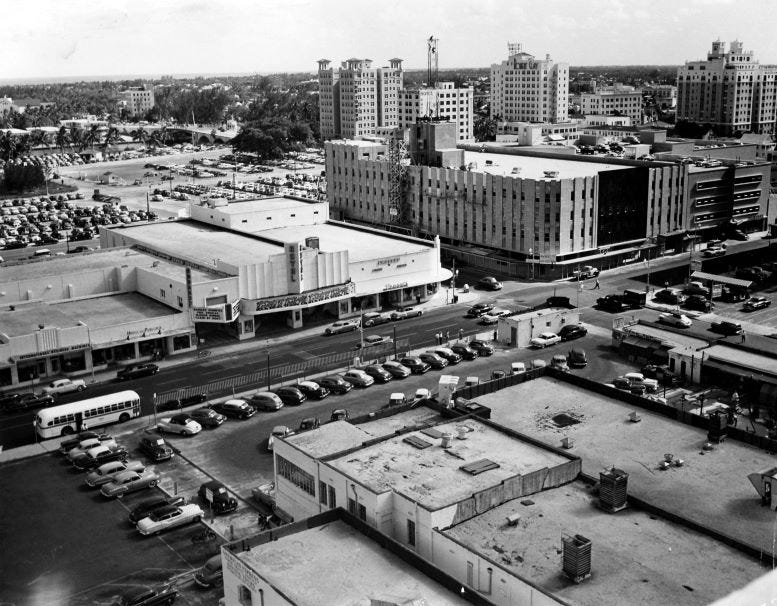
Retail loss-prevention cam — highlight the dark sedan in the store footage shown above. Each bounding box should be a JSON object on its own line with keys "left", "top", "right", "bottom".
{"left": 211, "top": 399, "right": 256, "bottom": 419}
{"left": 158, "top": 393, "right": 208, "bottom": 412}
{"left": 273, "top": 386, "right": 307, "bottom": 406}
{"left": 2, "top": 392, "right": 55, "bottom": 412}
{"left": 559, "top": 324, "right": 588, "bottom": 341}
{"left": 198, "top": 480, "right": 238, "bottom": 515}
{"left": 469, "top": 340, "right": 494, "bottom": 356}
{"left": 189, "top": 407, "right": 226, "bottom": 428}
{"left": 465, "top": 303, "right": 495, "bottom": 318}
{"left": 450, "top": 343, "right": 478, "bottom": 360}
{"left": 319, "top": 375, "right": 353, "bottom": 395}
{"left": 296, "top": 381, "right": 330, "bottom": 400}
{"left": 363, "top": 364, "right": 393, "bottom": 383}
{"left": 398, "top": 356, "right": 431, "bottom": 374}
{"left": 418, "top": 352, "right": 449, "bottom": 370}
{"left": 116, "top": 363, "right": 159, "bottom": 381}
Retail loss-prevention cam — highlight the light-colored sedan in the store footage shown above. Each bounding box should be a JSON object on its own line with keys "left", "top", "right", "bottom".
{"left": 67, "top": 437, "right": 117, "bottom": 461}
{"left": 137, "top": 503, "right": 205, "bottom": 536}
{"left": 267, "top": 426, "right": 294, "bottom": 452}
{"left": 100, "top": 469, "right": 160, "bottom": 498}
{"left": 42, "top": 378, "right": 86, "bottom": 396}
{"left": 85, "top": 459, "right": 145, "bottom": 488}
{"left": 157, "top": 414, "right": 202, "bottom": 436}
{"left": 530, "top": 332, "right": 561, "bottom": 348}
{"left": 658, "top": 312, "right": 692, "bottom": 328}
{"left": 342, "top": 369, "right": 375, "bottom": 388}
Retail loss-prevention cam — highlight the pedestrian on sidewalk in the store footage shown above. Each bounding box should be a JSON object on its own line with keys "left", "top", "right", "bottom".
{"left": 445, "top": 330, "right": 450, "bottom": 344}
{"left": 458, "top": 328, "right": 464, "bottom": 341}
{"left": 742, "top": 332, "right": 747, "bottom": 344}
{"left": 593, "top": 278, "right": 600, "bottom": 290}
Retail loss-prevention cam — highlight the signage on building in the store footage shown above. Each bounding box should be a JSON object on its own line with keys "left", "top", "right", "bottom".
{"left": 193, "top": 306, "right": 227, "bottom": 323}
{"left": 126, "top": 326, "right": 163, "bottom": 340}
{"left": 377, "top": 257, "right": 400, "bottom": 266}
{"left": 13, "top": 343, "right": 90, "bottom": 361}
{"left": 286, "top": 242, "right": 304, "bottom": 291}
{"left": 185, "top": 267, "right": 193, "bottom": 308}
{"left": 223, "top": 549, "right": 263, "bottom": 592}
{"left": 254, "top": 282, "right": 355, "bottom": 313}
{"left": 382, "top": 282, "right": 409, "bottom": 291}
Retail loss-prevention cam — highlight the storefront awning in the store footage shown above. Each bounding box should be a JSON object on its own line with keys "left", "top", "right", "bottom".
{"left": 620, "top": 337, "right": 658, "bottom": 352}
{"left": 439, "top": 268, "right": 454, "bottom": 282}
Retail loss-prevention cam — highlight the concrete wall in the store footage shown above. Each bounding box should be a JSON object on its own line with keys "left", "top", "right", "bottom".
{"left": 222, "top": 548, "right": 291, "bottom": 606}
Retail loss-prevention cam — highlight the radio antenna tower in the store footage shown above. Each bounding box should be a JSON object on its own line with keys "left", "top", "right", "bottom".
{"left": 427, "top": 36, "right": 438, "bottom": 87}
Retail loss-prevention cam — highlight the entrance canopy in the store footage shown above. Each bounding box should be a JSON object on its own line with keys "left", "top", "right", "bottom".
{"left": 690, "top": 271, "right": 753, "bottom": 289}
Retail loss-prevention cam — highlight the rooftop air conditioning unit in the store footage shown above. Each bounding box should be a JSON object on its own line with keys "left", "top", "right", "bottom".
{"left": 598, "top": 467, "right": 628, "bottom": 513}
{"left": 562, "top": 534, "right": 592, "bottom": 583}
{"left": 305, "top": 236, "right": 320, "bottom": 250}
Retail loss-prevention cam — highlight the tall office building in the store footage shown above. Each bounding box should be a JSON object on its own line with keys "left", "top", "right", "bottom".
{"left": 119, "top": 85, "right": 155, "bottom": 118}
{"left": 580, "top": 85, "right": 644, "bottom": 124}
{"left": 677, "top": 40, "right": 777, "bottom": 135}
{"left": 317, "top": 58, "right": 403, "bottom": 140}
{"left": 490, "top": 42, "right": 569, "bottom": 123}
{"left": 397, "top": 82, "right": 474, "bottom": 142}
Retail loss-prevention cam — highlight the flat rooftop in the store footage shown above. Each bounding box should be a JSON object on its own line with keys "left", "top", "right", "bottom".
{"left": 328, "top": 418, "right": 571, "bottom": 509}
{"left": 0, "top": 292, "right": 180, "bottom": 337}
{"left": 446, "top": 481, "right": 765, "bottom": 606}
{"left": 356, "top": 407, "right": 444, "bottom": 438}
{"left": 107, "top": 220, "right": 283, "bottom": 268}
{"left": 0, "top": 247, "right": 218, "bottom": 283}
{"left": 704, "top": 344, "right": 777, "bottom": 376}
{"left": 286, "top": 420, "right": 372, "bottom": 459}
{"left": 627, "top": 323, "right": 710, "bottom": 349}
{"left": 475, "top": 377, "right": 777, "bottom": 555}
{"left": 236, "top": 520, "right": 471, "bottom": 606}
{"left": 464, "top": 150, "right": 630, "bottom": 180}
{"left": 260, "top": 222, "right": 432, "bottom": 263}
{"left": 206, "top": 197, "right": 319, "bottom": 214}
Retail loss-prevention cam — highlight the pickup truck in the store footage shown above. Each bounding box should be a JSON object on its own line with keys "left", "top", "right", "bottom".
{"left": 42, "top": 378, "right": 86, "bottom": 396}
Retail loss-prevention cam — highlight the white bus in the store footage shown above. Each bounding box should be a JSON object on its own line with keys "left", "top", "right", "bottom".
{"left": 34, "top": 390, "right": 141, "bottom": 439}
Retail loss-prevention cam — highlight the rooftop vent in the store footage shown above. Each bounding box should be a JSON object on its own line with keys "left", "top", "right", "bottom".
{"left": 562, "top": 534, "right": 592, "bottom": 583}
{"left": 305, "top": 236, "right": 320, "bottom": 250}
{"left": 460, "top": 459, "right": 500, "bottom": 475}
{"left": 543, "top": 170, "right": 559, "bottom": 178}
{"left": 598, "top": 467, "right": 628, "bottom": 513}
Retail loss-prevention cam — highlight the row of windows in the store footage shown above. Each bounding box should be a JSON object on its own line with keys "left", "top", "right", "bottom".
{"left": 277, "top": 455, "right": 315, "bottom": 496}
{"left": 51, "top": 399, "right": 137, "bottom": 426}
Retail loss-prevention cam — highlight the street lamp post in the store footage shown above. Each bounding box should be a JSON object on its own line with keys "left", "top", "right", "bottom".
{"left": 393, "top": 325, "right": 397, "bottom": 359}
{"left": 265, "top": 351, "right": 271, "bottom": 391}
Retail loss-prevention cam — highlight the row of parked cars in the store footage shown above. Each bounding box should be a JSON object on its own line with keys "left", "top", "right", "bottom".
{"left": 324, "top": 306, "right": 425, "bottom": 335}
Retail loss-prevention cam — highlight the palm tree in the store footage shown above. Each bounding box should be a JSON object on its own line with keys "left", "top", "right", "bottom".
{"left": 0, "top": 130, "right": 15, "bottom": 162}
{"left": 84, "top": 124, "right": 100, "bottom": 152}
{"left": 131, "top": 125, "right": 148, "bottom": 147}
{"left": 55, "top": 126, "right": 69, "bottom": 154}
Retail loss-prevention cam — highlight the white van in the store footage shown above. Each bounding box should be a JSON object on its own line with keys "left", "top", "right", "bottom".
{"left": 33, "top": 248, "right": 52, "bottom": 258}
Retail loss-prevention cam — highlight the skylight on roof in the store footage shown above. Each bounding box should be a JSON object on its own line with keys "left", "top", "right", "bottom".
{"left": 403, "top": 435, "right": 432, "bottom": 449}
{"left": 460, "top": 459, "right": 501, "bottom": 475}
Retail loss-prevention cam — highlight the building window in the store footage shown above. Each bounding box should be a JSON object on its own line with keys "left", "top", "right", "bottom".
{"left": 328, "top": 484, "right": 337, "bottom": 508}
{"left": 407, "top": 519, "right": 416, "bottom": 547}
{"left": 159, "top": 289, "right": 166, "bottom": 299}
{"left": 238, "top": 585, "right": 252, "bottom": 606}
{"left": 277, "top": 455, "right": 315, "bottom": 496}
{"left": 177, "top": 296, "right": 183, "bottom": 307}
{"left": 319, "top": 481, "right": 327, "bottom": 505}
{"left": 348, "top": 497, "right": 367, "bottom": 521}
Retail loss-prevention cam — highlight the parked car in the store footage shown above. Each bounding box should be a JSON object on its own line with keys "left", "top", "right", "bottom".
{"left": 267, "top": 425, "right": 294, "bottom": 451}
{"left": 298, "top": 417, "right": 321, "bottom": 432}
{"left": 477, "top": 276, "right": 503, "bottom": 291}
{"left": 419, "top": 352, "right": 449, "bottom": 370}
{"left": 550, "top": 354, "right": 569, "bottom": 372}
{"left": 466, "top": 303, "right": 494, "bottom": 318}
{"left": 157, "top": 414, "right": 202, "bottom": 436}
{"left": 273, "top": 386, "right": 307, "bottom": 406}
{"left": 390, "top": 306, "right": 423, "bottom": 320}
{"left": 432, "top": 347, "right": 462, "bottom": 365}
{"left": 530, "top": 332, "right": 561, "bottom": 348}
{"left": 559, "top": 324, "right": 588, "bottom": 341}
{"left": 188, "top": 407, "right": 226, "bottom": 428}
{"left": 324, "top": 320, "right": 359, "bottom": 335}
{"left": 641, "top": 364, "right": 682, "bottom": 387}
{"left": 363, "top": 364, "right": 393, "bottom": 383}
{"left": 251, "top": 482, "right": 276, "bottom": 508}
{"left": 736, "top": 267, "right": 770, "bottom": 283}
{"left": 381, "top": 360, "right": 412, "bottom": 378}
{"left": 42, "top": 378, "right": 86, "bottom": 396}
{"left": 357, "top": 334, "right": 393, "bottom": 348}
{"left": 479, "top": 310, "right": 510, "bottom": 325}
{"left": 546, "top": 295, "right": 573, "bottom": 309}
{"left": 658, "top": 311, "right": 692, "bottom": 328}
{"left": 128, "top": 495, "right": 187, "bottom": 525}
{"left": 211, "top": 399, "right": 256, "bottom": 418}
{"left": 684, "top": 295, "right": 712, "bottom": 312}
{"left": 163, "top": 391, "right": 207, "bottom": 408}
{"left": 683, "top": 281, "right": 707, "bottom": 297}
{"left": 654, "top": 289, "right": 686, "bottom": 305}
{"left": 296, "top": 381, "right": 330, "bottom": 400}
{"left": 194, "top": 554, "right": 223, "bottom": 589}
{"left": 73, "top": 444, "right": 129, "bottom": 471}
{"left": 450, "top": 343, "right": 478, "bottom": 360}
{"left": 59, "top": 431, "right": 112, "bottom": 455}
{"left": 567, "top": 348, "right": 588, "bottom": 368}
{"left": 362, "top": 312, "right": 391, "bottom": 327}
{"left": 116, "top": 363, "right": 159, "bottom": 381}
{"left": 469, "top": 339, "right": 494, "bottom": 356}
{"left": 137, "top": 503, "right": 205, "bottom": 536}
{"left": 318, "top": 375, "right": 353, "bottom": 394}
{"left": 597, "top": 294, "right": 629, "bottom": 312}
{"left": 86, "top": 459, "right": 146, "bottom": 488}
{"left": 398, "top": 356, "right": 431, "bottom": 374}
{"left": 621, "top": 289, "right": 647, "bottom": 309}
{"left": 511, "top": 362, "right": 527, "bottom": 375}
{"left": 342, "top": 369, "right": 375, "bottom": 388}
{"left": 744, "top": 296, "right": 771, "bottom": 311}
{"left": 67, "top": 437, "right": 118, "bottom": 461}
{"left": 612, "top": 377, "right": 631, "bottom": 391}
{"left": 198, "top": 480, "right": 238, "bottom": 514}
{"left": 138, "top": 436, "right": 174, "bottom": 462}
{"left": 112, "top": 586, "right": 177, "bottom": 606}
{"left": 573, "top": 265, "right": 599, "bottom": 279}
{"left": 249, "top": 392, "right": 284, "bottom": 411}
{"left": 330, "top": 409, "right": 350, "bottom": 422}
{"left": 702, "top": 246, "right": 726, "bottom": 258}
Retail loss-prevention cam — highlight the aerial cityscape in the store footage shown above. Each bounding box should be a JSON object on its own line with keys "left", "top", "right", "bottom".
{"left": 2, "top": 1, "right": 777, "bottom": 605}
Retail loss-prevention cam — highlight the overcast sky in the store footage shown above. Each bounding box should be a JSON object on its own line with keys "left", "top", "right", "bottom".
{"left": 5, "top": 0, "right": 777, "bottom": 80}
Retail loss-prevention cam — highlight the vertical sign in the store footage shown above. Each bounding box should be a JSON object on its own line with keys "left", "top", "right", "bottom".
{"left": 185, "top": 267, "right": 193, "bottom": 308}
{"left": 285, "top": 242, "right": 304, "bottom": 294}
